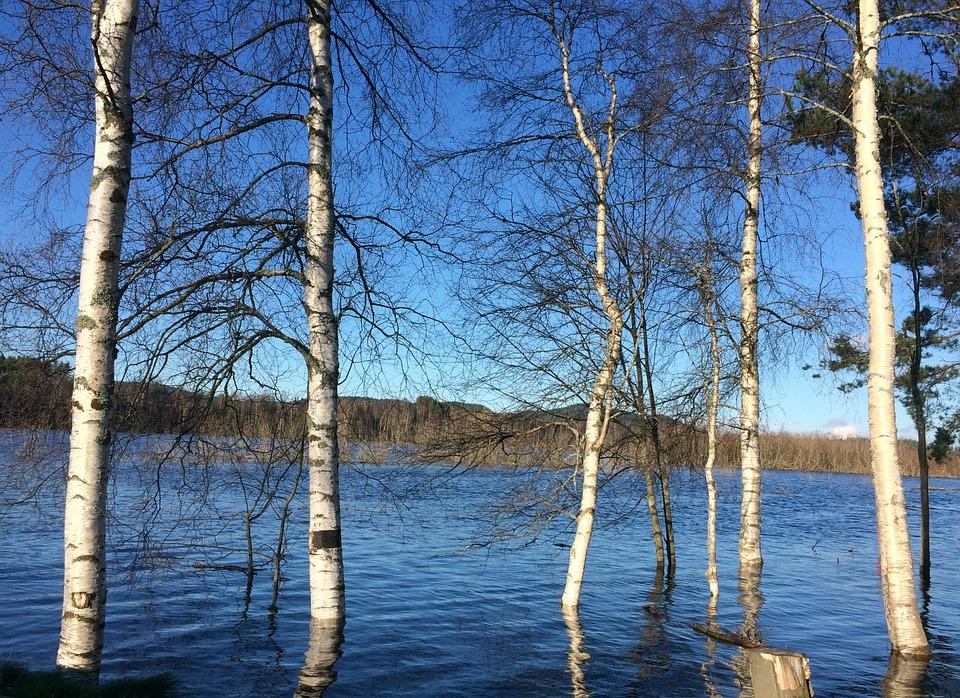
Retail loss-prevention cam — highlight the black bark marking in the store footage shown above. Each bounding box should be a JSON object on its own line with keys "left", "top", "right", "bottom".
{"left": 61, "top": 611, "right": 98, "bottom": 626}
{"left": 309, "top": 529, "right": 341, "bottom": 551}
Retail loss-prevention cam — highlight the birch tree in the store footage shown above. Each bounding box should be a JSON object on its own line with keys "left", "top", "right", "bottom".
{"left": 304, "top": 0, "right": 344, "bottom": 623}
{"left": 449, "top": 0, "right": 666, "bottom": 607}
{"left": 57, "top": 0, "right": 139, "bottom": 677}
{"left": 738, "top": 0, "right": 764, "bottom": 575}
{"left": 698, "top": 237, "right": 723, "bottom": 600}
{"left": 2, "top": 0, "right": 442, "bottom": 638}
{"left": 784, "top": 0, "right": 951, "bottom": 656}
{"left": 850, "top": 0, "right": 929, "bottom": 656}
{"left": 557, "top": 41, "right": 624, "bottom": 605}
{"left": 791, "top": 60, "right": 960, "bottom": 591}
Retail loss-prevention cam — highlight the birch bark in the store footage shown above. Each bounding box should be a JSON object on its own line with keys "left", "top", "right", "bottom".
{"left": 738, "top": 0, "right": 763, "bottom": 574}
{"left": 56, "top": 0, "right": 138, "bottom": 676}
{"left": 701, "top": 249, "right": 721, "bottom": 600}
{"left": 852, "top": 0, "right": 929, "bottom": 657}
{"left": 304, "top": 0, "right": 344, "bottom": 622}
{"left": 556, "top": 34, "right": 624, "bottom": 609}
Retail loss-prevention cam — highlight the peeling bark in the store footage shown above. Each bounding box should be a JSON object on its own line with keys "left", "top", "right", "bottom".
{"left": 57, "top": 0, "right": 138, "bottom": 677}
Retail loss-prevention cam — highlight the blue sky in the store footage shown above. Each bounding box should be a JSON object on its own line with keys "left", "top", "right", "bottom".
{"left": 0, "top": 119, "right": 921, "bottom": 440}
{"left": 0, "top": 4, "right": 936, "bottom": 442}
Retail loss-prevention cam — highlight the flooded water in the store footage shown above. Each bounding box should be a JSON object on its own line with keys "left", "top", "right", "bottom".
{"left": 1, "top": 431, "right": 959, "bottom": 696}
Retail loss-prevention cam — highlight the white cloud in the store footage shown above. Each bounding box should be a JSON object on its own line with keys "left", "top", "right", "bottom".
{"left": 827, "top": 424, "right": 859, "bottom": 439}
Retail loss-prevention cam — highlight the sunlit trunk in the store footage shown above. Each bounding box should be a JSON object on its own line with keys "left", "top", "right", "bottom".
{"left": 556, "top": 33, "right": 624, "bottom": 609}
{"left": 561, "top": 197, "right": 623, "bottom": 608}
{"left": 738, "top": 0, "right": 763, "bottom": 575}
{"left": 852, "top": 0, "right": 929, "bottom": 657}
{"left": 701, "top": 252, "right": 721, "bottom": 600}
{"left": 305, "top": 0, "right": 345, "bottom": 623}
{"left": 56, "top": 0, "right": 138, "bottom": 677}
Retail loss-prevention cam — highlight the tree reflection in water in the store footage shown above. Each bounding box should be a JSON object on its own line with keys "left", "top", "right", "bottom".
{"left": 881, "top": 651, "right": 930, "bottom": 698}
{"left": 293, "top": 618, "right": 345, "bottom": 697}
{"left": 562, "top": 606, "right": 590, "bottom": 698}
{"left": 700, "top": 594, "right": 723, "bottom": 698}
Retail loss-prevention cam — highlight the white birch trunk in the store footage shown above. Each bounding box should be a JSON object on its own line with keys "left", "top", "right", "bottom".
{"left": 852, "top": 0, "right": 929, "bottom": 657}
{"left": 702, "top": 256, "right": 721, "bottom": 600}
{"left": 559, "top": 200, "right": 621, "bottom": 607}
{"left": 56, "top": 0, "right": 138, "bottom": 675}
{"left": 304, "top": 0, "right": 344, "bottom": 622}
{"left": 738, "top": 0, "right": 763, "bottom": 574}
{"left": 554, "top": 32, "right": 624, "bottom": 609}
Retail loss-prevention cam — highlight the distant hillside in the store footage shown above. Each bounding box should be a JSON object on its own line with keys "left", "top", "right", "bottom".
{"left": 0, "top": 354, "right": 956, "bottom": 476}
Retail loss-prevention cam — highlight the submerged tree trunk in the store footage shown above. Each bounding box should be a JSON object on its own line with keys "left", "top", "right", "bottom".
{"left": 304, "top": 0, "right": 344, "bottom": 623}
{"left": 560, "top": 191, "right": 623, "bottom": 608}
{"left": 640, "top": 302, "right": 675, "bottom": 574}
{"left": 700, "top": 249, "right": 722, "bottom": 600}
{"left": 852, "top": 0, "right": 929, "bottom": 657}
{"left": 625, "top": 270, "right": 665, "bottom": 568}
{"left": 738, "top": 0, "right": 763, "bottom": 575}
{"left": 908, "top": 264, "right": 930, "bottom": 590}
{"left": 557, "top": 32, "right": 624, "bottom": 608}
{"left": 642, "top": 448, "right": 666, "bottom": 569}
{"left": 272, "top": 461, "right": 303, "bottom": 612}
{"left": 57, "top": 0, "right": 138, "bottom": 677}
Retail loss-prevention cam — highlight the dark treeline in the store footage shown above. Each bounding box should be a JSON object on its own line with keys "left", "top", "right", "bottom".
{"left": 4, "top": 354, "right": 955, "bottom": 476}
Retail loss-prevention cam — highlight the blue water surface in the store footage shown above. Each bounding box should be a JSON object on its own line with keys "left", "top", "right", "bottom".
{"left": 0, "top": 430, "right": 958, "bottom": 696}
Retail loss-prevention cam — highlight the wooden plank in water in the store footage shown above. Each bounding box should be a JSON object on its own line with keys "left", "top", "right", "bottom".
{"left": 747, "top": 647, "right": 814, "bottom": 698}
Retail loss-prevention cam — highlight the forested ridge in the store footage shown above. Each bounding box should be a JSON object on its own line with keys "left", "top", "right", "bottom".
{"left": 3, "top": 354, "right": 954, "bottom": 476}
